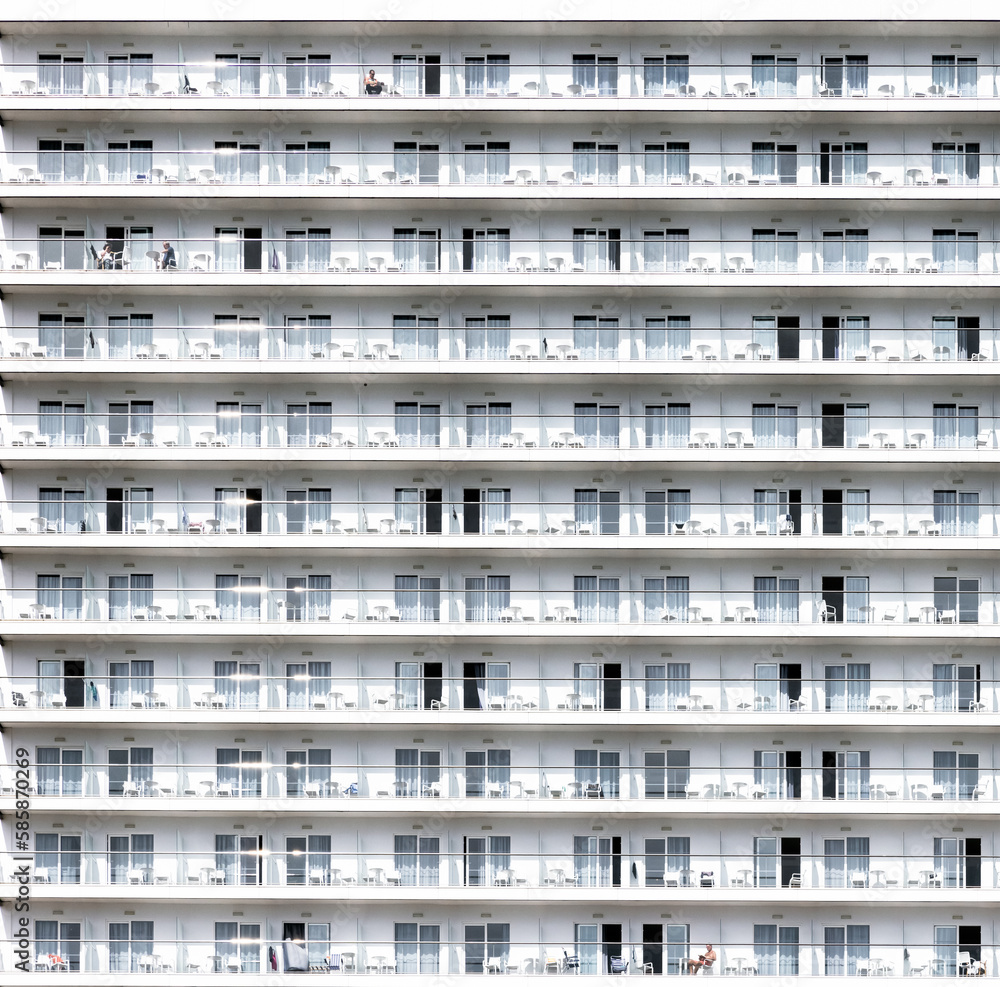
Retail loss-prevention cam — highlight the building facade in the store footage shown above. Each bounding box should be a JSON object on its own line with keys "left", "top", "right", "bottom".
{"left": 1, "top": 1, "right": 998, "bottom": 980}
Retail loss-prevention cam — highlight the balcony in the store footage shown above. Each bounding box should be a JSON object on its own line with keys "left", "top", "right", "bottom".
{"left": 4, "top": 671, "right": 995, "bottom": 716}
{"left": 3, "top": 324, "right": 996, "bottom": 365}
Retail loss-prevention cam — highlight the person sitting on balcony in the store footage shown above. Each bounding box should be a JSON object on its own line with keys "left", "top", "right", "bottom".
{"left": 160, "top": 240, "right": 176, "bottom": 270}
{"left": 686, "top": 945, "right": 716, "bottom": 974}
{"left": 96, "top": 243, "right": 115, "bottom": 270}
{"left": 364, "top": 69, "right": 383, "bottom": 95}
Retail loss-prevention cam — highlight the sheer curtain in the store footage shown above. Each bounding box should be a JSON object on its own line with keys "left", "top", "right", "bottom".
{"left": 393, "top": 316, "right": 439, "bottom": 360}
{"left": 465, "top": 316, "right": 510, "bottom": 360}
{"left": 573, "top": 316, "right": 618, "bottom": 359}
{"left": 645, "top": 316, "right": 691, "bottom": 359}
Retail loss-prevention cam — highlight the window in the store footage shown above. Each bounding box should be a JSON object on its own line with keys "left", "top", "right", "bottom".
{"left": 820, "top": 403, "right": 869, "bottom": 449}
{"left": 755, "top": 663, "right": 803, "bottom": 713}
{"left": 574, "top": 575, "right": 620, "bottom": 622}
{"left": 285, "top": 488, "right": 331, "bottom": 535}
{"left": 284, "top": 574, "right": 330, "bottom": 621}
{"left": 37, "top": 747, "right": 83, "bottom": 796}
{"left": 109, "top": 833, "right": 154, "bottom": 885}
{"left": 105, "top": 224, "right": 156, "bottom": 271}
{"left": 752, "top": 229, "right": 797, "bottom": 273}
{"left": 107, "top": 139, "right": 152, "bottom": 183}
{"left": 752, "top": 403, "right": 797, "bottom": 447}
{"left": 643, "top": 55, "right": 688, "bottom": 95}
{"left": 821, "top": 315, "right": 871, "bottom": 361}
{"left": 39, "top": 226, "right": 85, "bottom": 270}
{"left": 395, "top": 836, "right": 440, "bottom": 887}
{"left": 932, "top": 55, "right": 977, "bottom": 96}
{"left": 35, "top": 833, "right": 81, "bottom": 884}
{"left": 753, "top": 487, "right": 802, "bottom": 535}
{"left": 573, "top": 227, "right": 620, "bottom": 272}
{"left": 643, "top": 577, "right": 689, "bottom": 622}
{"left": 286, "top": 661, "right": 332, "bottom": 709}
{"left": 644, "top": 836, "right": 690, "bottom": 886}
{"left": 215, "top": 574, "right": 262, "bottom": 621}
{"left": 395, "top": 401, "right": 442, "bottom": 448}
{"left": 645, "top": 749, "right": 689, "bottom": 798}
{"left": 285, "top": 401, "right": 329, "bottom": 448}
{"left": 752, "top": 54, "right": 797, "bottom": 96}
{"left": 394, "top": 141, "right": 439, "bottom": 184}
{"left": 213, "top": 486, "right": 261, "bottom": 535}
{"left": 214, "top": 922, "right": 261, "bottom": 974}
{"left": 285, "top": 227, "right": 329, "bottom": 272}
{"left": 464, "top": 54, "right": 510, "bottom": 95}
{"left": 465, "top": 749, "right": 511, "bottom": 797}
{"left": 462, "top": 227, "right": 511, "bottom": 272}
{"left": 216, "top": 748, "right": 262, "bottom": 798}
{"left": 822, "top": 229, "right": 868, "bottom": 272}
{"left": 467, "top": 486, "right": 512, "bottom": 540}
{"left": 573, "top": 315, "right": 619, "bottom": 359}
{"left": 210, "top": 314, "right": 260, "bottom": 360}
{"left": 644, "top": 404, "right": 690, "bottom": 449}
{"left": 754, "top": 749, "right": 802, "bottom": 799}
{"left": 934, "top": 576, "right": 979, "bottom": 623}
{"left": 395, "top": 923, "right": 440, "bottom": 974}
{"left": 465, "top": 315, "right": 510, "bottom": 360}
{"left": 575, "top": 835, "right": 621, "bottom": 887}
{"left": 38, "top": 313, "right": 87, "bottom": 360}
{"left": 643, "top": 228, "right": 688, "bottom": 272}
{"left": 394, "top": 228, "right": 440, "bottom": 271}
{"left": 284, "top": 52, "right": 330, "bottom": 93}
{"left": 36, "top": 573, "right": 83, "bottom": 619}
{"left": 107, "top": 573, "right": 153, "bottom": 620}
{"left": 934, "top": 838, "right": 981, "bottom": 889}
{"left": 932, "top": 662, "right": 980, "bottom": 712}
{"left": 644, "top": 662, "right": 689, "bottom": 711}
{"left": 572, "top": 54, "right": 617, "bottom": 95}
{"left": 108, "top": 659, "right": 153, "bottom": 709}
{"left": 820, "top": 576, "right": 870, "bottom": 623}
{"left": 38, "top": 487, "right": 84, "bottom": 534}
{"left": 38, "top": 400, "right": 85, "bottom": 446}
{"left": 31, "top": 659, "right": 80, "bottom": 712}
{"left": 395, "top": 488, "right": 444, "bottom": 535}
{"left": 575, "top": 402, "right": 619, "bottom": 447}
{"left": 931, "top": 315, "right": 980, "bottom": 361}
{"left": 213, "top": 660, "right": 260, "bottom": 708}
{"left": 465, "top": 575, "right": 510, "bottom": 622}
{"left": 37, "top": 139, "right": 85, "bottom": 182}
{"left": 393, "top": 54, "right": 441, "bottom": 96}
{"left": 465, "top": 834, "right": 511, "bottom": 884}
{"left": 754, "top": 925, "right": 799, "bottom": 976}
{"left": 395, "top": 748, "right": 441, "bottom": 797}
{"left": 285, "top": 748, "right": 332, "bottom": 798}
{"left": 753, "top": 576, "right": 799, "bottom": 622}
{"left": 395, "top": 575, "right": 441, "bottom": 621}
{"left": 105, "top": 313, "right": 152, "bottom": 360}
{"left": 35, "top": 921, "right": 81, "bottom": 972}
{"left": 824, "top": 926, "right": 869, "bottom": 976}
{"left": 107, "top": 53, "right": 152, "bottom": 95}
{"left": 933, "top": 750, "right": 979, "bottom": 799}
{"left": 822, "top": 750, "right": 870, "bottom": 800}
{"left": 108, "top": 747, "right": 153, "bottom": 796}
{"left": 37, "top": 53, "right": 83, "bottom": 94}
{"left": 285, "top": 834, "right": 329, "bottom": 885}
{"left": 644, "top": 142, "right": 689, "bottom": 184}
{"left": 825, "top": 663, "right": 871, "bottom": 711}
{"left": 284, "top": 314, "right": 331, "bottom": 360}
{"left": 213, "top": 400, "right": 260, "bottom": 448}
{"left": 821, "top": 55, "right": 868, "bottom": 95}
{"left": 933, "top": 404, "right": 978, "bottom": 449}
{"left": 751, "top": 143, "right": 797, "bottom": 184}
{"left": 464, "top": 142, "right": 510, "bottom": 184}
{"left": 465, "top": 924, "right": 509, "bottom": 974}
{"left": 466, "top": 402, "right": 510, "bottom": 447}
{"left": 109, "top": 921, "right": 154, "bottom": 974}
{"left": 393, "top": 315, "right": 439, "bottom": 359}
{"left": 575, "top": 489, "right": 620, "bottom": 534}
{"left": 645, "top": 489, "right": 690, "bottom": 535}
{"left": 932, "top": 230, "right": 978, "bottom": 273}
{"left": 824, "top": 837, "right": 870, "bottom": 887}
{"left": 932, "top": 142, "right": 980, "bottom": 184}
{"left": 644, "top": 316, "right": 691, "bottom": 359}
{"left": 215, "top": 53, "right": 260, "bottom": 94}
{"left": 573, "top": 142, "right": 618, "bottom": 184}
{"left": 575, "top": 749, "right": 621, "bottom": 798}
{"left": 396, "top": 660, "right": 444, "bottom": 710}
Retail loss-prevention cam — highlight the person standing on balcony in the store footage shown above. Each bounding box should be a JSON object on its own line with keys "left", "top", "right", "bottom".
{"left": 160, "top": 241, "right": 176, "bottom": 270}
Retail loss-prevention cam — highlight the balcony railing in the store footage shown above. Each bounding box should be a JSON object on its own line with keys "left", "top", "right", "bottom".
{"left": 2, "top": 149, "right": 997, "bottom": 188}
{"left": 3, "top": 412, "right": 997, "bottom": 454}
{"left": 11, "top": 759, "right": 995, "bottom": 803}
{"left": 2, "top": 59, "right": 997, "bottom": 100}
{"left": 2, "top": 236, "right": 997, "bottom": 276}
{"left": 3, "top": 325, "right": 995, "bottom": 364}
{"left": 14, "top": 849, "right": 1000, "bottom": 891}
{"left": 4, "top": 497, "right": 1000, "bottom": 539}
{"left": 7, "top": 672, "right": 996, "bottom": 714}
{"left": 5, "top": 587, "right": 999, "bottom": 626}
{"left": 6, "top": 935, "right": 994, "bottom": 977}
